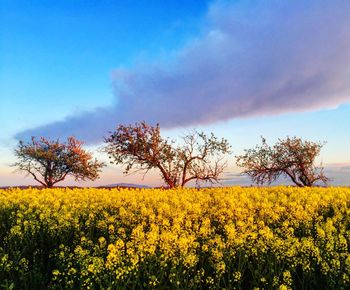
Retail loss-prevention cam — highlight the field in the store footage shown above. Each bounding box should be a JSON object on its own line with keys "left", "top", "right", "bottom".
{"left": 0, "top": 187, "right": 350, "bottom": 289}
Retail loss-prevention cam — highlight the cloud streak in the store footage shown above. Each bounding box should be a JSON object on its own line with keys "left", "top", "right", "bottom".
{"left": 17, "top": 0, "right": 350, "bottom": 143}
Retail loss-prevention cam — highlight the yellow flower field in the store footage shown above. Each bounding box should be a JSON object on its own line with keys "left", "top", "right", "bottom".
{"left": 0, "top": 187, "right": 350, "bottom": 289}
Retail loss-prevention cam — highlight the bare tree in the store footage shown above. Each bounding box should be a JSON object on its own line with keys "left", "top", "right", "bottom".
{"left": 104, "top": 121, "right": 231, "bottom": 188}
{"left": 236, "top": 136, "right": 330, "bottom": 187}
{"left": 14, "top": 136, "right": 104, "bottom": 188}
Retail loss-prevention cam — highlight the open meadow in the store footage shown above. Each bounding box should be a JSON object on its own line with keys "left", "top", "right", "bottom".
{"left": 1, "top": 187, "right": 350, "bottom": 289}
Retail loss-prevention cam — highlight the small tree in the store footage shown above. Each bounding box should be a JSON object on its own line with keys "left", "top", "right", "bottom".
{"left": 104, "top": 121, "right": 231, "bottom": 188}
{"left": 14, "top": 136, "right": 104, "bottom": 188}
{"left": 236, "top": 136, "right": 329, "bottom": 187}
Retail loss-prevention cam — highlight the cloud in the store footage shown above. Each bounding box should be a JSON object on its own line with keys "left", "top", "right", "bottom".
{"left": 16, "top": 0, "right": 350, "bottom": 143}
{"left": 221, "top": 171, "right": 251, "bottom": 186}
{"left": 324, "top": 163, "right": 350, "bottom": 185}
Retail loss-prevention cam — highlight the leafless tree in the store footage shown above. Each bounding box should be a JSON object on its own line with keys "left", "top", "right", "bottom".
{"left": 236, "top": 136, "right": 330, "bottom": 187}
{"left": 14, "top": 136, "right": 104, "bottom": 188}
{"left": 104, "top": 121, "right": 231, "bottom": 188}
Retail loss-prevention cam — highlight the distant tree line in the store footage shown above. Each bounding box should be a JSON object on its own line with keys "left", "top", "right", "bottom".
{"left": 14, "top": 121, "right": 330, "bottom": 188}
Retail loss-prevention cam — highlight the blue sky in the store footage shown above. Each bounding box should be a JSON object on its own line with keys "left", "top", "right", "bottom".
{"left": 1, "top": 0, "right": 350, "bottom": 186}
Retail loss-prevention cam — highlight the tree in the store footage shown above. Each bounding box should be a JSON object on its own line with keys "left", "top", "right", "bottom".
{"left": 104, "top": 121, "right": 231, "bottom": 188}
{"left": 14, "top": 136, "right": 104, "bottom": 188}
{"left": 236, "top": 136, "right": 329, "bottom": 187}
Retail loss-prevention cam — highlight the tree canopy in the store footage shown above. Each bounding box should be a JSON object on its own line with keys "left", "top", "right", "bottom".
{"left": 14, "top": 136, "right": 104, "bottom": 187}
{"left": 236, "top": 136, "right": 329, "bottom": 187}
{"left": 104, "top": 121, "right": 231, "bottom": 188}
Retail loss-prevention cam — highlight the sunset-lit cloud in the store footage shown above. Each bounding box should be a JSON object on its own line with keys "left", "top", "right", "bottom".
{"left": 16, "top": 0, "right": 350, "bottom": 144}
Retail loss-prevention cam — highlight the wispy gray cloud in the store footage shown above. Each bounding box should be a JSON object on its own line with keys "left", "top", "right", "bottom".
{"left": 221, "top": 171, "right": 251, "bottom": 186}
{"left": 16, "top": 0, "right": 350, "bottom": 143}
{"left": 325, "top": 163, "right": 350, "bottom": 185}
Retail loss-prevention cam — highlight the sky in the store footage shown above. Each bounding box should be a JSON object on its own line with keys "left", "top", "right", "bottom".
{"left": 1, "top": 0, "right": 350, "bottom": 187}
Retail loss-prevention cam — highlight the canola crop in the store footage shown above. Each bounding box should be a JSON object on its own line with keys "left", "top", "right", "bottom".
{"left": 0, "top": 187, "right": 350, "bottom": 289}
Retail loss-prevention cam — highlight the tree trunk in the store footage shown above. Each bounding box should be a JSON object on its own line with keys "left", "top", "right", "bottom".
{"left": 47, "top": 174, "right": 54, "bottom": 188}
